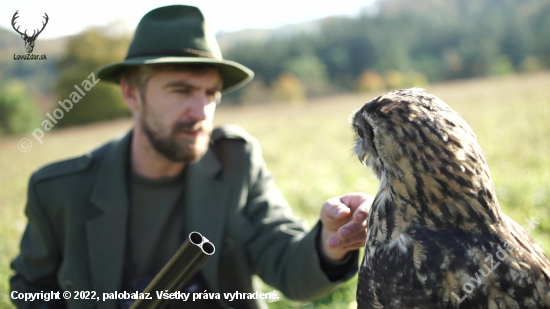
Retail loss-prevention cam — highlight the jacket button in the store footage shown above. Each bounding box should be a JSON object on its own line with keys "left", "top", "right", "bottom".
{"left": 64, "top": 279, "right": 74, "bottom": 291}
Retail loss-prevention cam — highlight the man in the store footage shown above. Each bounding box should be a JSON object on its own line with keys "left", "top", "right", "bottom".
{"left": 10, "top": 5, "right": 372, "bottom": 309}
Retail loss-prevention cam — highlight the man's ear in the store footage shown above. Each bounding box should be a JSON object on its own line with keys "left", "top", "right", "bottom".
{"left": 120, "top": 77, "right": 141, "bottom": 112}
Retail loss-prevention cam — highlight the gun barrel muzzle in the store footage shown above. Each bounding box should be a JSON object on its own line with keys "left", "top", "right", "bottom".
{"left": 129, "top": 231, "right": 215, "bottom": 309}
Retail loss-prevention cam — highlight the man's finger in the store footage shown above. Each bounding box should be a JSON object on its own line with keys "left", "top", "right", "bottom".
{"left": 338, "top": 193, "right": 374, "bottom": 222}
{"left": 329, "top": 238, "right": 364, "bottom": 250}
{"left": 326, "top": 198, "right": 351, "bottom": 219}
{"left": 341, "top": 241, "right": 366, "bottom": 251}
{"left": 329, "top": 231, "right": 366, "bottom": 247}
{"left": 321, "top": 198, "right": 352, "bottom": 230}
{"left": 338, "top": 218, "right": 368, "bottom": 239}
{"left": 339, "top": 192, "right": 373, "bottom": 212}
{"left": 352, "top": 201, "right": 371, "bottom": 224}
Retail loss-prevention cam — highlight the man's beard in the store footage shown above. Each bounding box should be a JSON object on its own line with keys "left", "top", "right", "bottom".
{"left": 140, "top": 99, "right": 212, "bottom": 163}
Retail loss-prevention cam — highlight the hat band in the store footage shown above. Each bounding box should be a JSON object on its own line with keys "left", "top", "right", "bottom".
{"left": 126, "top": 48, "right": 218, "bottom": 60}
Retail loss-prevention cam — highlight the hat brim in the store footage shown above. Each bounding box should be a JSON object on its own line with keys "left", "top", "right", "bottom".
{"left": 96, "top": 56, "right": 254, "bottom": 94}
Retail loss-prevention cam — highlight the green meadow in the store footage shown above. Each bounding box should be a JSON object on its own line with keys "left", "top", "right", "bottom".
{"left": 1, "top": 73, "right": 549, "bottom": 308}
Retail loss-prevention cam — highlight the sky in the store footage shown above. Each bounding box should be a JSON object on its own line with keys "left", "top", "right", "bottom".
{"left": 1, "top": 0, "right": 375, "bottom": 40}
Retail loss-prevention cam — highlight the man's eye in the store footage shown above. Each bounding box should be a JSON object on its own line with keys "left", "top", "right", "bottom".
{"left": 174, "top": 88, "right": 191, "bottom": 94}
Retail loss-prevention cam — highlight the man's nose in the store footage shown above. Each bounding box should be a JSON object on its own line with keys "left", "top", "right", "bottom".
{"left": 187, "top": 93, "right": 210, "bottom": 120}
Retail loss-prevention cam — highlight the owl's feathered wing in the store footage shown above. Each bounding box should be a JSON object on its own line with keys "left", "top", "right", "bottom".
{"left": 357, "top": 198, "right": 550, "bottom": 309}
{"left": 353, "top": 88, "right": 550, "bottom": 309}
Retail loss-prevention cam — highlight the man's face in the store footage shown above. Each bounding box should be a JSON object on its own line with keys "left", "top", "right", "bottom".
{"left": 137, "top": 68, "right": 221, "bottom": 163}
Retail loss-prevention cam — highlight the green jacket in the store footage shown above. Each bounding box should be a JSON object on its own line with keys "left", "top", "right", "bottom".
{"left": 10, "top": 125, "right": 358, "bottom": 309}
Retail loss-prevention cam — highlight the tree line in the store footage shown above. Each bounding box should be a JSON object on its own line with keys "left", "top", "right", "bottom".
{"left": 222, "top": 0, "right": 550, "bottom": 104}
{"left": 2, "top": 0, "right": 550, "bottom": 133}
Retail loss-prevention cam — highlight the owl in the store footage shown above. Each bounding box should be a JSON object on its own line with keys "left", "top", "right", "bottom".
{"left": 351, "top": 88, "right": 550, "bottom": 309}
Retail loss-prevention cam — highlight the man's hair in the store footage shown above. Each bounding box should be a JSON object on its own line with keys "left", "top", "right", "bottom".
{"left": 121, "top": 64, "right": 222, "bottom": 98}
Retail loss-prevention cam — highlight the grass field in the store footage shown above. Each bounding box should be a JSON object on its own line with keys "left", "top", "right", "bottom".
{"left": 1, "top": 72, "right": 549, "bottom": 308}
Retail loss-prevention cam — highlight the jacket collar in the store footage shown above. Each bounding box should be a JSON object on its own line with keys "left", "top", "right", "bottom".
{"left": 87, "top": 130, "right": 230, "bottom": 308}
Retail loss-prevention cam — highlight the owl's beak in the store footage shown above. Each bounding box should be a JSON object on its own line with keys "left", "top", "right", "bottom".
{"left": 358, "top": 154, "right": 367, "bottom": 166}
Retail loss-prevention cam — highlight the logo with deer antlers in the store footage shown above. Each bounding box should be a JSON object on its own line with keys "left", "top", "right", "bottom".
{"left": 12, "top": 10, "right": 49, "bottom": 54}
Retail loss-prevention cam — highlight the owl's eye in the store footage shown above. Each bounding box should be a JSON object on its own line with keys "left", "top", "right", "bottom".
{"left": 357, "top": 128, "right": 365, "bottom": 139}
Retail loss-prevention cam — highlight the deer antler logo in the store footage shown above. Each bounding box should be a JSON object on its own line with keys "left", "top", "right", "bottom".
{"left": 12, "top": 10, "right": 49, "bottom": 54}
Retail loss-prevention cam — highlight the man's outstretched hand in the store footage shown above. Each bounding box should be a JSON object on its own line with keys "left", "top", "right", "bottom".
{"left": 319, "top": 192, "right": 374, "bottom": 261}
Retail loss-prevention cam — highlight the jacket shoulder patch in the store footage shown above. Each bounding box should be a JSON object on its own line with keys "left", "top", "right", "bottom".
{"left": 33, "top": 152, "right": 93, "bottom": 183}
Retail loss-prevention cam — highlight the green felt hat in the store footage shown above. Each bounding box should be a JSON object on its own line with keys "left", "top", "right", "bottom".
{"left": 97, "top": 5, "right": 254, "bottom": 93}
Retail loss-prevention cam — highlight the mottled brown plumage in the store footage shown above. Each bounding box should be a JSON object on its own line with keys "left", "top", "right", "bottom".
{"left": 352, "top": 88, "right": 550, "bottom": 309}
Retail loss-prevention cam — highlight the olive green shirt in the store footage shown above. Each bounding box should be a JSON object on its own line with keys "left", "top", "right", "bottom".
{"left": 127, "top": 170, "right": 186, "bottom": 280}
{"left": 122, "top": 169, "right": 222, "bottom": 309}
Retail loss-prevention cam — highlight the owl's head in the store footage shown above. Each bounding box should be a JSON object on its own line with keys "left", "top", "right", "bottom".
{"left": 351, "top": 103, "right": 383, "bottom": 179}
{"left": 351, "top": 88, "right": 479, "bottom": 183}
{"left": 352, "top": 88, "right": 502, "bottom": 227}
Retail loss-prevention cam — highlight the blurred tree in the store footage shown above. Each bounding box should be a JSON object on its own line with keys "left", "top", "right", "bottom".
{"left": 491, "top": 55, "right": 515, "bottom": 76}
{"left": 54, "top": 26, "right": 131, "bottom": 127}
{"left": 384, "top": 70, "right": 404, "bottom": 90}
{"left": 239, "top": 79, "right": 270, "bottom": 105}
{"left": 0, "top": 80, "right": 39, "bottom": 135}
{"left": 402, "top": 72, "right": 429, "bottom": 88}
{"left": 270, "top": 72, "right": 306, "bottom": 105}
{"left": 284, "top": 54, "right": 329, "bottom": 96}
{"left": 443, "top": 48, "right": 464, "bottom": 79}
{"left": 520, "top": 56, "right": 542, "bottom": 73}
{"left": 219, "top": 0, "right": 550, "bottom": 104}
{"left": 357, "top": 69, "right": 385, "bottom": 92}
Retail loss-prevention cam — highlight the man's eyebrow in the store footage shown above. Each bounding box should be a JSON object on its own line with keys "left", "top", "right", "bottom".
{"left": 164, "top": 81, "right": 197, "bottom": 89}
{"left": 164, "top": 80, "right": 223, "bottom": 92}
